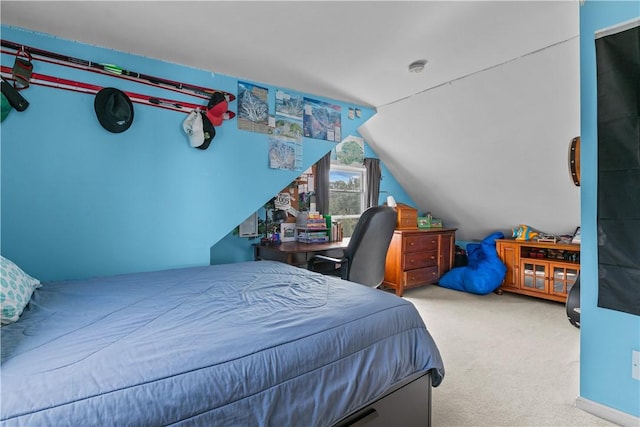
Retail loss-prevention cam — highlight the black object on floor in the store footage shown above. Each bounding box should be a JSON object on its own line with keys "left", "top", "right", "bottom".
{"left": 566, "top": 273, "right": 580, "bottom": 328}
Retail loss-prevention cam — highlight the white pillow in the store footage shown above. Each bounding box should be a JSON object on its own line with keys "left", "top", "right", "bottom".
{"left": 1, "top": 255, "right": 41, "bottom": 325}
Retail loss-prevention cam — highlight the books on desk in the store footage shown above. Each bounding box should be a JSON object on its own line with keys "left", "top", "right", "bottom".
{"left": 296, "top": 211, "right": 333, "bottom": 243}
{"left": 329, "top": 220, "right": 343, "bottom": 242}
{"left": 297, "top": 234, "right": 329, "bottom": 243}
{"left": 295, "top": 212, "right": 344, "bottom": 243}
{"left": 296, "top": 212, "right": 326, "bottom": 228}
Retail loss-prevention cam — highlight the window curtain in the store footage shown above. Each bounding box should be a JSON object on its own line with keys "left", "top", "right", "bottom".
{"left": 315, "top": 151, "right": 331, "bottom": 215}
{"left": 363, "top": 157, "right": 381, "bottom": 208}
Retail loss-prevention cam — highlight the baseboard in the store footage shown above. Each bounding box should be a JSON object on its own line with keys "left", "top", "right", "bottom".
{"left": 576, "top": 397, "right": 640, "bottom": 427}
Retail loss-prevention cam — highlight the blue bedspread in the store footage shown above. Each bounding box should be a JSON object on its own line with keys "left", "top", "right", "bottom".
{"left": 1, "top": 261, "right": 444, "bottom": 426}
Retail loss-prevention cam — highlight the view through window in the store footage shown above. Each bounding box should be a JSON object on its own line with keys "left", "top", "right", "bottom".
{"left": 329, "top": 136, "right": 366, "bottom": 237}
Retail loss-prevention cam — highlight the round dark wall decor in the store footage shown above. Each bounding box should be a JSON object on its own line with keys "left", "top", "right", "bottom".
{"left": 569, "top": 136, "right": 580, "bottom": 186}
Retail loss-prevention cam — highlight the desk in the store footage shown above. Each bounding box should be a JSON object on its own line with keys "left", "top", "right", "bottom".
{"left": 254, "top": 239, "right": 349, "bottom": 267}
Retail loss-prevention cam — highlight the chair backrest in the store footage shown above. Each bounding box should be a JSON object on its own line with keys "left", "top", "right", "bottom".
{"left": 342, "top": 205, "right": 397, "bottom": 287}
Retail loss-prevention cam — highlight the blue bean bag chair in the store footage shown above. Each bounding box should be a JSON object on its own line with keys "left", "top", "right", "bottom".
{"left": 438, "top": 231, "right": 507, "bottom": 295}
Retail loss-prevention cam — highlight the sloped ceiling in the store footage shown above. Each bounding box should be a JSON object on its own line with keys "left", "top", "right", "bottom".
{"left": 1, "top": 1, "right": 581, "bottom": 240}
{"left": 1, "top": 1, "right": 577, "bottom": 108}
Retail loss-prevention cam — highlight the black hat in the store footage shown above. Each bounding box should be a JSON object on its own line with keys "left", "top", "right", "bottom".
{"left": 197, "top": 112, "right": 216, "bottom": 150}
{"left": 94, "top": 87, "right": 134, "bottom": 133}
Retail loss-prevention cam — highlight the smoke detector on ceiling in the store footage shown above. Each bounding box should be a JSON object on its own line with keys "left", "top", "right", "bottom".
{"left": 408, "top": 59, "right": 428, "bottom": 73}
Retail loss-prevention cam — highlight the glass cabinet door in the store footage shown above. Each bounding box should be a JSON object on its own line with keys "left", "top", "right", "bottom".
{"left": 551, "top": 266, "right": 579, "bottom": 296}
{"left": 521, "top": 262, "right": 548, "bottom": 293}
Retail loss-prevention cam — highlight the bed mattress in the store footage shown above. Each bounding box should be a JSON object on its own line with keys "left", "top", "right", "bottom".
{"left": 1, "top": 260, "right": 444, "bottom": 426}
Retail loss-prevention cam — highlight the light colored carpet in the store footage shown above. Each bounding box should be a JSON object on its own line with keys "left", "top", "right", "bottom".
{"left": 402, "top": 284, "right": 614, "bottom": 427}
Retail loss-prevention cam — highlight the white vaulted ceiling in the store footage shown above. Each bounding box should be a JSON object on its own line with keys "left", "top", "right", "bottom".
{"left": 1, "top": 1, "right": 576, "bottom": 108}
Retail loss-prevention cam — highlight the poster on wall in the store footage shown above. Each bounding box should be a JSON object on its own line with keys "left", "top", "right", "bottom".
{"left": 238, "top": 212, "right": 259, "bottom": 237}
{"left": 274, "top": 192, "right": 292, "bottom": 210}
{"left": 303, "top": 97, "right": 341, "bottom": 142}
{"left": 268, "top": 137, "right": 302, "bottom": 171}
{"left": 237, "top": 81, "right": 272, "bottom": 134}
{"left": 274, "top": 89, "right": 304, "bottom": 141}
{"left": 332, "top": 135, "right": 364, "bottom": 166}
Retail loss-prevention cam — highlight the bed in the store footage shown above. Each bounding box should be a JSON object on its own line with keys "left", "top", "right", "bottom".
{"left": 1, "top": 259, "right": 444, "bottom": 426}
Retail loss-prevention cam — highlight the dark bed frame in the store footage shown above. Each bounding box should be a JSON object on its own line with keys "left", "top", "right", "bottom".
{"left": 333, "top": 371, "right": 432, "bottom": 427}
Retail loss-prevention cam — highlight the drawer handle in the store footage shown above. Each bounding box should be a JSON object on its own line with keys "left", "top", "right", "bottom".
{"left": 409, "top": 241, "right": 415, "bottom": 246}
{"left": 348, "top": 408, "right": 378, "bottom": 426}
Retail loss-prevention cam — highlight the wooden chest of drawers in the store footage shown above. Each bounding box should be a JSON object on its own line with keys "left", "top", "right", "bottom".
{"left": 383, "top": 228, "right": 456, "bottom": 296}
{"left": 395, "top": 203, "right": 418, "bottom": 229}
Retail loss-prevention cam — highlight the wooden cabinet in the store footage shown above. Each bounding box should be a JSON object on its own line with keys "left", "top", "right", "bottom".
{"left": 383, "top": 228, "right": 456, "bottom": 297}
{"left": 496, "top": 238, "right": 580, "bottom": 303}
{"left": 394, "top": 203, "right": 418, "bottom": 229}
{"left": 499, "top": 241, "right": 519, "bottom": 289}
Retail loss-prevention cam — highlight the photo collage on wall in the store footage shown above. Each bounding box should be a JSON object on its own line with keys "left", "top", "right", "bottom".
{"left": 237, "top": 82, "right": 343, "bottom": 171}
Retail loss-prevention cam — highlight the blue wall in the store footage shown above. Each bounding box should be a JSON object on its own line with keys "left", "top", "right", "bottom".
{"left": 579, "top": 1, "right": 640, "bottom": 418}
{"left": 0, "top": 26, "right": 414, "bottom": 281}
{"left": 210, "top": 143, "right": 414, "bottom": 265}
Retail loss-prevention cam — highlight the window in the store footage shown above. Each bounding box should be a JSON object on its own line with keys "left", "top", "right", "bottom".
{"left": 328, "top": 165, "right": 366, "bottom": 237}
{"left": 328, "top": 136, "right": 366, "bottom": 237}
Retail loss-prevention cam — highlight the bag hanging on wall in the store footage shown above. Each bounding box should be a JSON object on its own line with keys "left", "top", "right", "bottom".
{"left": 11, "top": 48, "right": 33, "bottom": 90}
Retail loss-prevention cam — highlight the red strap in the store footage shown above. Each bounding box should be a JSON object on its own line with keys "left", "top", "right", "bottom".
{"left": 0, "top": 65, "right": 236, "bottom": 118}
{"left": 1, "top": 65, "right": 201, "bottom": 113}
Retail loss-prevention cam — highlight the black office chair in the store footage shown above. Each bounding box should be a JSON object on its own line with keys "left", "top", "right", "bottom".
{"left": 566, "top": 272, "right": 581, "bottom": 328}
{"left": 307, "top": 205, "right": 397, "bottom": 288}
